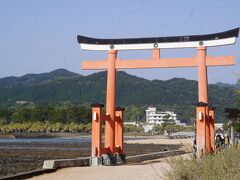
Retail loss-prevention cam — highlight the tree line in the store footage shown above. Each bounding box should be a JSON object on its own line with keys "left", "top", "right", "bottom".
{"left": 0, "top": 104, "right": 92, "bottom": 124}
{"left": 0, "top": 104, "right": 149, "bottom": 133}
{"left": 0, "top": 104, "right": 92, "bottom": 133}
{"left": 0, "top": 122, "right": 92, "bottom": 133}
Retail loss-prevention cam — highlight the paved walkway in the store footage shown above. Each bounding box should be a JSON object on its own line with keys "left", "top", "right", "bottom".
{"left": 30, "top": 160, "right": 169, "bottom": 180}
{"left": 29, "top": 138, "right": 192, "bottom": 180}
{"left": 29, "top": 153, "right": 191, "bottom": 180}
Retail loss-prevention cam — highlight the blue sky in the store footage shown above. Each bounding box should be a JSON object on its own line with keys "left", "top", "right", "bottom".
{"left": 0, "top": 0, "right": 239, "bottom": 83}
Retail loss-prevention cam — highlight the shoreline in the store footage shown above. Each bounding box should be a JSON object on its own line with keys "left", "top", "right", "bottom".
{"left": 0, "top": 132, "right": 170, "bottom": 139}
{"left": 0, "top": 136, "right": 189, "bottom": 178}
{"left": 0, "top": 133, "right": 91, "bottom": 139}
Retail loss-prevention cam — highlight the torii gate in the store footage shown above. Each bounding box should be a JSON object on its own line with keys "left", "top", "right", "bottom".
{"left": 77, "top": 28, "right": 239, "bottom": 164}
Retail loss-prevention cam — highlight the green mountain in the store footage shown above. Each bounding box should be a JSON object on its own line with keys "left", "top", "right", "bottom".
{"left": 0, "top": 69, "right": 238, "bottom": 122}
{"left": 0, "top": 69, "right": 80, "bottom": 88}
{"left": 215, "top": 82, "right": 240, "bottom": 89}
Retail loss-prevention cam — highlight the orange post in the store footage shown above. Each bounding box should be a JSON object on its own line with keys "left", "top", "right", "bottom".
{"left": 115, "top": 107, "right": 125, "bottom": 154}
{"left": 209, "top": 107, "right": 215, "bottom": 153}
{"left": 196, "top": 47, "right": 211, "bottom": 155}
{"left": 91, "top": 103, "right": 104, "bottom": 157}
{"left": 196, "top": 102, "right": 207, "bottom": 157}
{"left": 197, "top": 47, "right": 208, "bottom": 103}
{"left": 152, "top": 49, "right": 160, "bottom": 60}
{"left": 105, "top": 50, "right": 117, "bottom": 154}
{"left": 205, "top": 106, "right": 211, "bottom": 153}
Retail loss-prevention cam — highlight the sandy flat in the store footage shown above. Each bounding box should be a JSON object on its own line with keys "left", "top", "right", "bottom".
{"left": 125, "top": 137, "right": 192, "bottom": 145}
{"left": 126, "top": 137, "right": 192, "bottom": 152}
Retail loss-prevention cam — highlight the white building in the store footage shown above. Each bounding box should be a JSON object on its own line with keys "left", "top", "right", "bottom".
{"left": 146, "top": 107, "right": 177, "bottom": 125}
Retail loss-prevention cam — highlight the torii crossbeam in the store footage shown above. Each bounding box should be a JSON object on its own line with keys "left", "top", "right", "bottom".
{"left": 77, "top": 28, "right": 239, "bottom": 164}
{"left": 82, "top": 49, "right": 234, "bottom": 70}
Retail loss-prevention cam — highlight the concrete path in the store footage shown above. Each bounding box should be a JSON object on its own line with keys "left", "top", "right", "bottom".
{"left": 29, "top": 154, "right": 191, "bottom": 180}
{"left": 29, "top": 138, "right": 192, "bottom": 180}
{"left": 29, "top": 160, "right": 170, "bottom": 180}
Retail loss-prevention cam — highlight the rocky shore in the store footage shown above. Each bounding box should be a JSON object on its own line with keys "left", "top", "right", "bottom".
{"left": 0, "top": 137, "right": 182, "bottom": 178}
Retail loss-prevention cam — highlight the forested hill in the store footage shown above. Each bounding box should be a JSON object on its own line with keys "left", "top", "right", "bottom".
{"left": 0, "top": 69, "right": 238, "bottom": 122}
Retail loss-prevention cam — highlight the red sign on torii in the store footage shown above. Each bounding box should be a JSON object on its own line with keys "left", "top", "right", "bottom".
{"left": 77, "top": 28, "right": 239, "bottom": 164}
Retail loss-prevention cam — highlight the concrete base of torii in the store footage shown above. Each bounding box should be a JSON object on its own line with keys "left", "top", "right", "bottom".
{"left": 90, "top": 154, "right": 126, "bottom": 166}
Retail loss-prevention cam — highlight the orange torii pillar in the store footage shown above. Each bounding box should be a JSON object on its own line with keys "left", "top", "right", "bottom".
{"left": 90, "top": 103, "right": 104, "bottom": 166}
{"left": 105, "top": 50, "right": 117, "bottom": 154}
{"left": 196, "top": 102, "right": 208, "bottom": 157}
{"left": 196, "top": 47, "right": 211, "bottom": 155}
{"left": 101, "top": 50, "right": 118, "bottom": 165}
{"left": 115, "top": 107, "right": 126, "bottom": 164}
{"left": 209, "top": 107, "right": 215, "bottom": 152}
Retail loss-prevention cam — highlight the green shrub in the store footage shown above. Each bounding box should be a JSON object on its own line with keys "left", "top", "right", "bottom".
{"left": 164, "top": 147, "right": 240, "bottom": 180}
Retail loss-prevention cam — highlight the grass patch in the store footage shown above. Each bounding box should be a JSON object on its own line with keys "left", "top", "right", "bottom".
{"left": 164, "top": 147, "right": 240, "bottom": 180}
